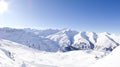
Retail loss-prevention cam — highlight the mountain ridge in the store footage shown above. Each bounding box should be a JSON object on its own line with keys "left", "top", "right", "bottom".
{"left": 0, "top": 27, "right": 119, "bottom": 52}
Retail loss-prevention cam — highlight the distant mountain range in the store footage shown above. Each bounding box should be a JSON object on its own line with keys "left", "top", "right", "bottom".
{"left": 0, "top": 27, "right": 120, "bottom": 52}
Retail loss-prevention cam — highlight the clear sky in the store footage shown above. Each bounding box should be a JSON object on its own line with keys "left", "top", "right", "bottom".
{"left": 0, "top": 0, "right": 120, "bottom": 33}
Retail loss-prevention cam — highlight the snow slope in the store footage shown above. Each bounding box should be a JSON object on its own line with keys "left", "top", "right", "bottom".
{"left": 0, "top": 39, "right": 107, "bottom": 67}
{"left": 90, "top": 45, "right": 120, "bottom": 67}
{"left": 47, "top": 29, "right": 78, "bottom": 51}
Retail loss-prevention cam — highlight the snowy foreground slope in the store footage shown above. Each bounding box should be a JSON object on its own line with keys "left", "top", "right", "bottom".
{"left": 90, "top": 45, "right": 120, "bottom": 67}
{"left": 0, "top": 39, "right": 108, "bottom": 67}
{"left": 0, "top": 27, "right": 120, "bottom": 52}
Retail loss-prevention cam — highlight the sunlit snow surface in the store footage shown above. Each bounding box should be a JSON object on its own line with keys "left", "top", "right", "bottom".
{"left": 0, "top": 39, "right": 108, "bottom": 67}
{"left": 90, "top": 45, "right": 120, "bottom": 67}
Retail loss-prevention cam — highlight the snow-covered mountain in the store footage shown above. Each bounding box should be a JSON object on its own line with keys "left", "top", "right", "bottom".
{"left": 0, "top": 39, "right": 107, "bottom": 67}
{"left": 0, "top": 27, "right": 120, "bottom": 67}
{"left": 0, "top": 27, "right": 120, "bottom": 52}
{"left": 47, "top": 29, "right": 78, "bottom": 51}
{"left": 0, "top": 27, "right": 59, "bottom": 52}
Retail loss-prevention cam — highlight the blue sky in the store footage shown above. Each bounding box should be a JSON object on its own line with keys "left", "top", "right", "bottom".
{"left": 0, "top": 0, "right": 120, "bottom": 33}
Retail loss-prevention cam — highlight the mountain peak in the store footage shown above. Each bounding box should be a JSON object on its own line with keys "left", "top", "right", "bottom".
{"left": 60, "top": 28, "right": 72, "bottom": 32}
